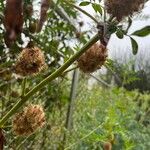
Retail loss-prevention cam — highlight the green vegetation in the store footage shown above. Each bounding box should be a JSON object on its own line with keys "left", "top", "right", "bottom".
{"left": 2, "top": 80, "right": 150, "bottom": 149}
{"left": 0, "top": 0, "right": 150, "bottom": 149}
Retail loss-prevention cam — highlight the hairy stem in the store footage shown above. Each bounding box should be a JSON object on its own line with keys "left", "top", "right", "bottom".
{"left": 0, "top": 33, "right": 99, "bottom": 127}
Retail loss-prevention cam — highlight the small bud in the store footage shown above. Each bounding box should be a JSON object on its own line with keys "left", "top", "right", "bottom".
{"left": 29, "top": 21, "right": 37, "bottom": 34}
{"left": 14, "top": 47, "right": 46, "bottom": 76}
{"left": 79, "top": 21, "right": 84, "bottom": 27}
{"left": 78, "top": 43, "right": 108, "bottom": 73}
{"left": 12, "top": 104, "right": 46, "bottom": 136}
{"left": 10, "top": 91, "right": 19, "bottom": 98}
{"left": 75, "top": 31, "right": 82, "bottom": 39}
{"left": 103, "top": 142, "right": 112, "bottom": 150}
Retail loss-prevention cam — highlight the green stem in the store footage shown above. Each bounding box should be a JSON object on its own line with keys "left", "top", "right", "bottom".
{"left": 16, "top": 134, "right": 33, "bottom": 150}
{"left": 63, "top": 0, "right": 99, "bottom": 24}
{"left": 64, "top": 123, "right": 104, "bottom": 150}
{"left": 0, "top": 34, "right": 99, "bottom": 127}
{"left": 62, "top": 66, "right": 78, "bottom": 75}
{"left": 21, "top": 78, "right": 27, "bottom": 97}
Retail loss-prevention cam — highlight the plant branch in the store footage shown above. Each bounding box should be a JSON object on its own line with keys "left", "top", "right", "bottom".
{"left": 90, "top": 74, "right": 112, "bottom": 87}
{"left": 63, "top": 0, "right": 99, "bottom": 24}
{"left": 0, "top": 33, "right": 99, "bottom": 127}
{"left": 50, "top": 0, "right": 77, "bottom": 31}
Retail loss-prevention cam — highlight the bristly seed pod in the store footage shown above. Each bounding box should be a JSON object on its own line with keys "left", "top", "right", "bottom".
{"left": 3, "top": 0, "right": 23, "bottom": 47}
{"left": 12, "top": 104, "right": 46, "bottom": 136}
{"left": 36, "top": 0, "right": 50, "bottom": 32}
{"left": 77, "top": 43, "right": 108, "bottom": 73}
{"left": 14, "top": 46, "right": 46, "bottom": 76}
{"left": 104, "top": 0, "right": 145, "bottom": 21}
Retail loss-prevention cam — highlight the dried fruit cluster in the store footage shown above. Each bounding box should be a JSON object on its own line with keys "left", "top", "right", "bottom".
{"left": 15, "top": 47, "right": 46, "bottom": 76}
{"left": 104, "top": 0, "right": 145, "bottom": 21}
{"left": 13, "top": 104, "right": 45, "bottom": 136}
{"left": 78, "top": 43, "right": 108, "bottom": 73}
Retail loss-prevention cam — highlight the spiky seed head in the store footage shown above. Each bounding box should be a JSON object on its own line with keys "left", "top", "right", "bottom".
{"left": 104, "top": 0, "right": 145, "bottom": 21}
{"left": 12, "top": 104, "right": 46, "bottom": 136}
{"left": 15, "top": 47, "right": 46, "bottom": 76}
{"left": 77, "top": 43, "right": 107, "bottom": 73}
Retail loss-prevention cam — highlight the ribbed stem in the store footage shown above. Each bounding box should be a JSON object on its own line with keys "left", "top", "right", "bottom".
{"left": 0, "top": 33, "right": 99, "bottom": 127}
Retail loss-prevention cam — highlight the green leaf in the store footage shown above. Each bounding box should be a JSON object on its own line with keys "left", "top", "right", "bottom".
{"left": 116, "top": 29, "right": 124, "bottom": 39}
{"left": 79, "top": 1, "right": 90, "bottom": 6}
{"left": 131, "top": 26, "right": 150, "bottom": 37}
{"left": 108, "top": 24, "right": 118, "bottom": 34}
{"left": 92, "top": 3, "right": 102, "bottom": 15}
{"left": 130, "top": 37, "right": 138, "bottom": 55}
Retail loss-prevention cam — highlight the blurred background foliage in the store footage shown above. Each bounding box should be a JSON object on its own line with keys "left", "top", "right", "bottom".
{"left": 0, "top": 0, "right": 150, "bottom": 150}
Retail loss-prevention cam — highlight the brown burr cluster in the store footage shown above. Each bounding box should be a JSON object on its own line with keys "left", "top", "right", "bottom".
{"left": 104, "top": 0, "right": 145, "bottom": 21}
{"left": 77, "top": 43, "right": 108, "bottom": 73}
{"left": 14, "top": 47, "right": 46, "bottom": 76}
{"left": 12, "top": 104, "right": 46, "bottom": 136}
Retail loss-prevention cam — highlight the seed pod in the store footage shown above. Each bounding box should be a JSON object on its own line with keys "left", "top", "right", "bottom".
{"left": 36, "top": 0, "right": 50, "bottom": 32}
{"left": 3, "top": 0, "right": 24, "bottom": 47}
{"left": 104, "top": 0, "right": 145, "bottom": 21}
{"left": 78, "top": 43, "right": 108, "bottom": 73}
{"left": 12, "top": 104, "right": 46, "bottom": 136}
{"left": 29, "top": 21, "right": 37, "bottom": 34}
{"left": 103, "top": 142, "right": 112, "bottom": 150}
{"left": 14, "top": 46, "right": 46, "bottom": 76}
